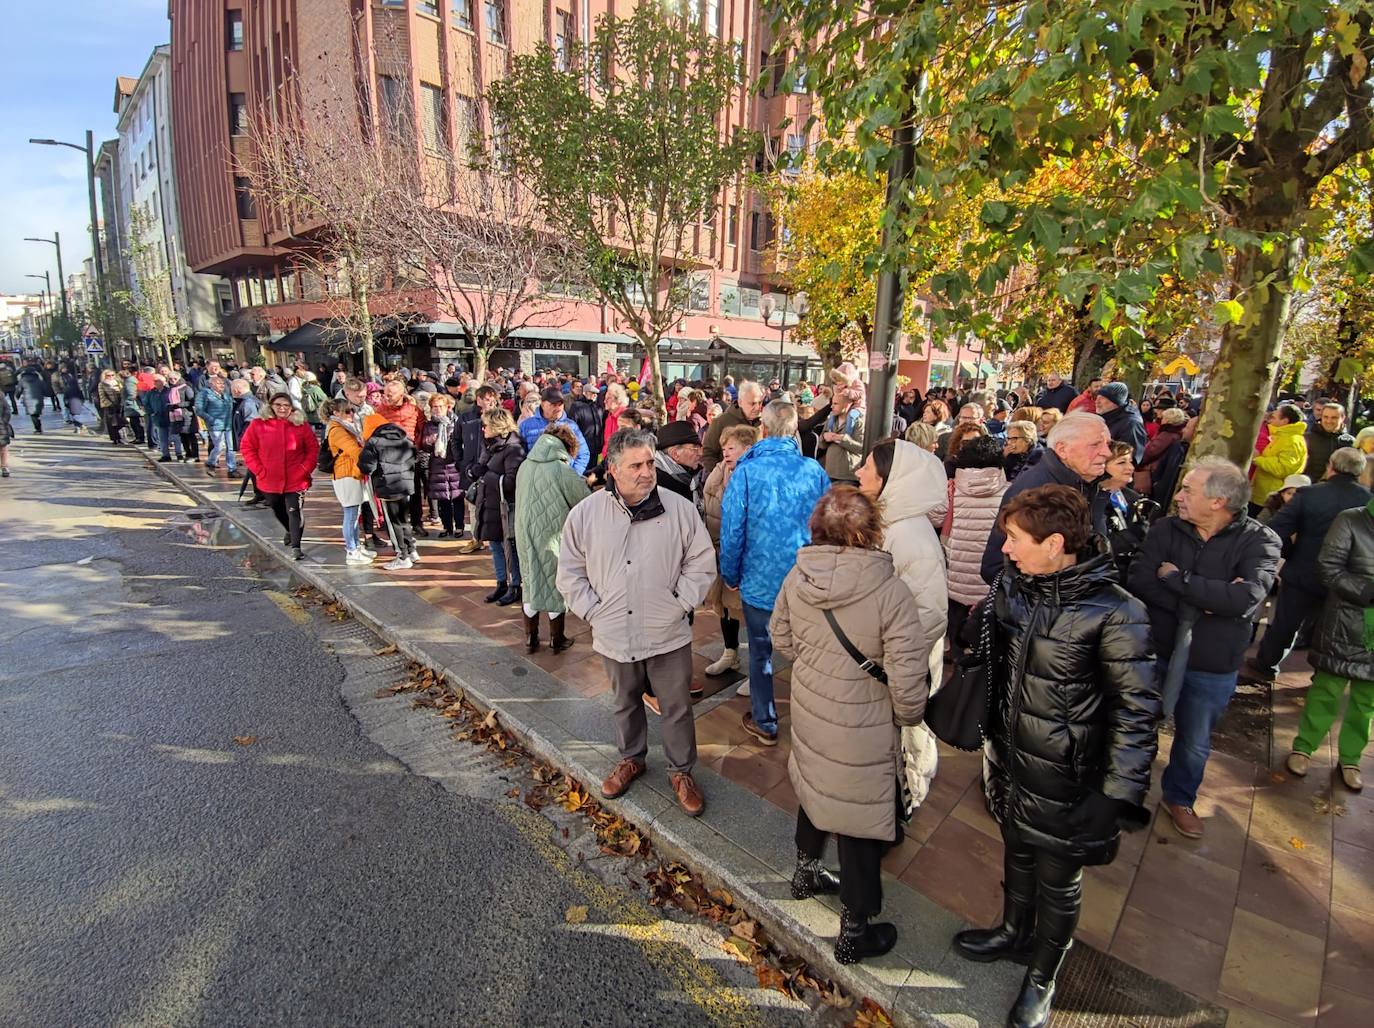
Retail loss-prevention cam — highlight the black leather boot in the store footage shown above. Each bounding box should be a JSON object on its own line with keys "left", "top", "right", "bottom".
{"left": 953, "top": 896, "right": 1034, "bottom": 964}
{"left": 833, "top": 905, "right": 897, "bottom": 966}
{"left": 790, "top": 850, "right": 841, "bottom": 900}
{"left": 497, "top": 584, "right": 522, "bottom": 607}
{"left": 550, "top": 614, "right": 574, "bottom": 653}
{"left": 484, "top": 582, "right": 507, "bottom": 603}
{"left": 523, "top": 612, "right": 541, "bottom": 653}
{"left": 1008, "top": 943, "right": 1070, "bottom": 1028}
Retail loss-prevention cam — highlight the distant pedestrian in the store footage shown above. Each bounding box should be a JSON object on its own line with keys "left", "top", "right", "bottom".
{"left": 326, "top": 396, "right": 386, "bottom": 566}
{"left": 196, "top": 375, "right": 235, "bottom": 475}
{"left": 702, "top": 424, "right": 760, "bottom": 679}
{"left": 1034, "top": 373, "right": 1077, "bottom": 414}
{"left": 473, "top": 408, "right": 526, "bottom": 605}
{"left": 97, "top": 369, "right": 125, "bottom": 445}
{"left": 1094, "top": 382, "right": 1147, "bottom": 463}
{"left": 1304, "top": 402, "right": 1355, "bottom": 479}
{"left": 1250, "top": 404, "right": 1309, "bottom": 513}
{"left": 420, "top": 393, "right": 465, "bottom": 538}
{"left": 358, "top": 415, "right": 418, "bottom": 570}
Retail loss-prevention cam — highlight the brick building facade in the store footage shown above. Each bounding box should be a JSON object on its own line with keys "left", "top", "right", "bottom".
{"left": 168, "top": 0, "right": 840, "bottom": 382}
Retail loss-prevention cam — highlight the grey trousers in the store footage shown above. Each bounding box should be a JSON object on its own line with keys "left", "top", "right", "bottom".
{"left": 602, "top": 643, "right": 697, "bottom": 773}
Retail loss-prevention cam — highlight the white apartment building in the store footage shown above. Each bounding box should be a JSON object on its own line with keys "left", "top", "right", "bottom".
{"left": 114, "top": 45, "right": 232, "bottom": 356}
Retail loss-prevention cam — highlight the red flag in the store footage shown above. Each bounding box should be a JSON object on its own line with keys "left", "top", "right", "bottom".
{"left": 605, "top": 360, "right": 615, "bottom": 375}
{"left": 638, "top": 355, "right": 652, "bottom": 390}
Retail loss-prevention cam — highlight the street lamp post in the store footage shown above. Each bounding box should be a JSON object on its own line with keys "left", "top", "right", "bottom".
{"left": 760, "top": 293, "right": 808, "bottom": 391}
{"left": 24, "top": 233, "right": 67, "bottom": 323}
{"left": 25, "top": 273, "right": 52, "bottom": 343}
{"left": 29, "top": 133, "right": 111, "bottom": 350}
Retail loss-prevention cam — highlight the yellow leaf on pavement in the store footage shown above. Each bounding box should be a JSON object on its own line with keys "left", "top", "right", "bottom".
{"left": 564, "top": 905, "right": 589, "bottom": 924}
{"left": 232, "top": 735, "right": 257, "bottom": 746}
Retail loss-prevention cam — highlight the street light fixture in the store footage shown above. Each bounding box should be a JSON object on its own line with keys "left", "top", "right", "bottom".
{"left": 24, "top": 233, "right": 67, "bottom": 322}
{"left": 29, "top": 133, "right": 111, "bottom": 349}
{"left": 760, "top": 292, "right": 808, "bottom": 390}
{"left": 25, "top": 272, "right": 53, "bottom": 340}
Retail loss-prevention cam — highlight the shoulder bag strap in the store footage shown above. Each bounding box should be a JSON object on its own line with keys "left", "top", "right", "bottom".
{"left": 822, "top": 609, "right": 888, "bottom": 684}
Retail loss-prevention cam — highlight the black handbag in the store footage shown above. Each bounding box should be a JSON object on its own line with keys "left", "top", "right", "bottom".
{"left": 925, "top": 572, "right": 1002, "bottom": 751}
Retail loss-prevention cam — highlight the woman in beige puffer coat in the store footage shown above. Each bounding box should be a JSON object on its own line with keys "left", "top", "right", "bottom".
{"left": 943, "top": 434, "right": 1009, "bottom": 646}
{"left": 771, "top": 486, "right": 929, "bottom": 967}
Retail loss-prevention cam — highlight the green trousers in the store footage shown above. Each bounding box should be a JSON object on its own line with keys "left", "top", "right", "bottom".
{"left": 1293, "top": 670, "right": 1374, "bottom": 766}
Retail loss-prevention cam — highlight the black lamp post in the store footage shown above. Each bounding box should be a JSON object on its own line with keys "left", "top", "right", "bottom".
{"left": 760, "top": 292, "right": 808, "bottom": 390}
{"left": 24, "top": 233, "right": 67, "bottom": 323}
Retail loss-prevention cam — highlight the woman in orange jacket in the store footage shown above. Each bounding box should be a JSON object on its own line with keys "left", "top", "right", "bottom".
{"left": 325, "top": 395, "right": 387, "bottom": 565}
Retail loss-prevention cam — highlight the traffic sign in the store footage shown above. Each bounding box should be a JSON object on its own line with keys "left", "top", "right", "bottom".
{"left": 84, "top": 337, "right": 105, "bottom": 355}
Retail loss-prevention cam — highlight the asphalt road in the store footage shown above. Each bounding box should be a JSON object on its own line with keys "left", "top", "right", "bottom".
{"left": 0, "top": 410, "right": 816, "bottom": 1027}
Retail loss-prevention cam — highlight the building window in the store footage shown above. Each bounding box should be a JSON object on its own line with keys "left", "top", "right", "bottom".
{"left": 688, "top": 273, "right": 711, "bottom": 312}
{"left": 786, "top": 132, "right": 806, "bottom": 171}
{"left": 381, "top": 0, "right": 404, "bottom": 6}
{"left": 718, "top": 281, "right": 740, "bottom": 316}
{"left": 739, "top": 287, "right": 760, "bottom": 318}
{"left": 379, "top": 75, "right": 406, "bottom": 137}
{"left": 418, "top": 0, "right": 439, "bottom": 15}
{"left": 235, "top": 279, "right": 251, "bottom": 308}
{"left": 234, "top": 176, "right": 256, "bottom": 219}
{"left": 229, "top": 92, "right": 247, "bottom": 136}
{"left": 792, "top": 64, "right": 808, "bottom": 94}
{"left": 420, "top": 83, "right": 447, "bottom": 152}
{"left": 264, "top": 274, "right": 280, "bottom": 305}
{"left": 484, "top": 0, "right": 505, "bottom": 45}
{"left": 248, "top": 277, "right": 264, "bottom": 306}
{"left": 451, "top": 0, "right": 473, "bottom": 30}
{"left": 455, "top": 95, "right": 480, "bottom": 154}
{"left": 280, "top": 268, "right": 297, "bottom": 302}
{"left": 749, "top": 211, "right": 760, "bottom": 250}
{"left": 702, "top": 0, "right": 720, "bottom": 36}
{"left": 726, "top": 204, "right": 738, "bottom": 245}
{"left": 226, "top": 10, "right": 244, "bottom": 51}
{"left": 554, "top": 9, "right": 573, "bottom": 71}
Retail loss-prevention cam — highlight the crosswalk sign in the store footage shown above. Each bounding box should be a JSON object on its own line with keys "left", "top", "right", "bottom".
{"left": 84, "top": 337, "right": 105, "bottom": 355}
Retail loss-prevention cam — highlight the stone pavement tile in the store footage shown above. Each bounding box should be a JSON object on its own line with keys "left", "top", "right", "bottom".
{"left": 1330, "top": 838, "right": 1374, "bottom": 911}
{"left": 1330, "top": 799, "right": 1374, "bottom": 851}
{"left": 761, "top": 776, "right": 799, "bottom": 818}
{"left": 894, "top": 943, "right": 1024, "bottom": 1028}
{"left": 1218, "top": 908, "right": 1323, "bottom": 1026}
{"left": 1109, "top": 904, "right": 1226, "bottom": 1001}
{"left": 1149, "top": 795, "right": 1252, "bottom": 868}
{"left": 716, "top": 745, "right": 790, "bottom": 799}
{"left": 899, "top": 815, "right": 1005, "bottom": 928}
{"left": 1225, "top": 1001, "right": 1308, "bottom": 1028}
{"left": 1235, "top": 839, "right": 1332, "bottom": 934}
{"left": 948, "top": 781, "right": 1001, "bottom": 842}
{"left": 1325, "top": 901, "right": 1374, "bottom": 1000}
{"left": 1077, "top": 858, "right": 1135, "bottom": 952}
{"left": 1317, "top": 983, "right": 1374, "bottom": 1028}
{"left": 1247, "top": 786, "right": 1332, "bottom": 856}
{"left": 1125, "top": 842, "right": 1240, "bottom": 946}
{"left": 931, "top": 746, "right": 983, "bottom": 790}
{"left": 880, "top": 834, "right": 923, "bottom": 879}
{"left": 905, "top": 766, "right": 968, "bottom": 845}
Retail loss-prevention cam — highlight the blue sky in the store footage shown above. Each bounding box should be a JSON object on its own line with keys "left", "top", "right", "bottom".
{"left": 0, "top": 1, "right": 170, "bottom": 298}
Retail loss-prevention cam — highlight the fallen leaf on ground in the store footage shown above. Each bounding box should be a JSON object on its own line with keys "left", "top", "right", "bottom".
{"left": 564, "top": 905, "right": 589, "bottom": 924}
{"left": 374, "top": 643, "right": 398, "bottom": 656}
{"left": 1289, "top": 836, "right": 1306, "bottom": 850}
{"left": 232, "top": 735, "right": 257, "bottom": 746}
{"left": 724, "top": 935, "right": 757, "bottom": 961}
{"left": 850, "top": 998, "right": 895, "bottom": 1027}
{"left": 1269, "top": 772, "right": 1287, "bottom": 784}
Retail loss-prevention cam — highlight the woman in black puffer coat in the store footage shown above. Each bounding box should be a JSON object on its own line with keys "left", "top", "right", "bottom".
{"left": 954, "top": 484, "right": 1160, "bottom": 1028}
{"left": 359, "top": 421, "right": 417, "bottom": 570}
{"left": 473, "top": 409, "right": 526, "bottom": 606}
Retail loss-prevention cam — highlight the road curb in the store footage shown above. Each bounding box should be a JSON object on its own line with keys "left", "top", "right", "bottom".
{"left": 136, "top": 451, "right": 926, "bottom": 1022}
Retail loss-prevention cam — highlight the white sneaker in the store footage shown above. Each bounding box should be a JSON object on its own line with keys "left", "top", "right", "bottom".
{"left": 345, "top": 549, "right": 373, "bottom": 566}
{"left": 736, "top": 680, "right": 750, "bottom": 698}
{"left": 408, "top": 550, "right": 421, "bottom": 565}
{"left": 358, "top": 546, "right": 377, "bottom": 559}
{"left": 705, "top": 648, "right": 740, "bottom": 676}
{"left": 382, "top": 556, "right": 413, "bottom": 571}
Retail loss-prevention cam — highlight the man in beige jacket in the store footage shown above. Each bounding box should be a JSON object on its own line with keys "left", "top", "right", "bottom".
{"left": 557, "top": 428, "right": 717, "bottom": 816}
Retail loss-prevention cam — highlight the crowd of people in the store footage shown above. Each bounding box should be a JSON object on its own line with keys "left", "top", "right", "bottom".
{"left": 5, "top": 349, "right": 1373, "bottom": 1028}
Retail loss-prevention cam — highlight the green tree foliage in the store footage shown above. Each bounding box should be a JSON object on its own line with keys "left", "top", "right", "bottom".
{"left": 489, "top": 5, "right": 755, "bottom": 419}
{"left": 778, "top": 0, "right": 1374, "bottom": 466}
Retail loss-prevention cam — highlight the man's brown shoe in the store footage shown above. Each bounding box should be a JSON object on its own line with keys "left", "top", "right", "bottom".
{"left": 670, "top": 772, "right": 704, "bottom": 817}
{"left": 601, "top": 759, "right": 646, "bottom": 799}
{"left": 1164, "top": 801, "right": 1204, "bottom": 839}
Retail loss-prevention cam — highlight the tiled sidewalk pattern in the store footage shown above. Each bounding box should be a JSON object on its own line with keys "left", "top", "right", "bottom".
{"left": 182, "top": 461, "right": 1372, "bottom": 1024}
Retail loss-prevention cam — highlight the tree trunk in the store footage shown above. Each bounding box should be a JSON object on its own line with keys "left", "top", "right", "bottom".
{"left": 350, "top": 256, "right": 375, "bottom": 379}
{"left": 1071, "top": 300, "right": 1112, "bottom": 386}
{"left": 472, "top": 336, "right": 490, "bottom": 380}
{"left": 639, "top": 333, "right": 667, "bottom": 426}
{"left": 1188, "top": 232, "right": 1301, "bottom": 469}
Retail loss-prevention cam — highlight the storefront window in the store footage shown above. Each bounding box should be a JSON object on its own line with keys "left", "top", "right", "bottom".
{"left": 739, "top": 287, "right": 761, "bottom": 318}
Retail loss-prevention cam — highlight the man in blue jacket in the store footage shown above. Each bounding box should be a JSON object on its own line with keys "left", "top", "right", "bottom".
{"left": 518, "top": 386, "right": 590, "bottom": 475}
{"left": 719, "top": 400, "right": 830, "bottom": 744}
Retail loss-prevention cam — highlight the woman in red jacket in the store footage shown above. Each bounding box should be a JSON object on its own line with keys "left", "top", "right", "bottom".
{"left": 240, "top": 393, "right": 320, "bottom": 560}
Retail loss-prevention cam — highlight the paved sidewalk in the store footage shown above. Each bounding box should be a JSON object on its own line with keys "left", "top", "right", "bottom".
{"left": 132, "top": 446, "right": 1369, "bottom": 1025}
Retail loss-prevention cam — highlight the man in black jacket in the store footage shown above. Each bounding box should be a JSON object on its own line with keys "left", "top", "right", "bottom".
{"left": 1304, "top": 403, "right": 1356, "bottom": 479}
{"left": 568, "top": 379, "right": 604, "bottom": 461}
{"left": 981, "top": 411, "right": 1113, "bottom": 582}
{"left": 1243, "top": 448, "right": 1371, "bottom": 684}
{"left": 1095, "top": 382, "right": 1147, "bottom": 462}
{"left": 1034, "top": 372, "right": 1078, "bottom": 414}
{"left": 1129, "top": 456, "right": 1281, "bottom": 839}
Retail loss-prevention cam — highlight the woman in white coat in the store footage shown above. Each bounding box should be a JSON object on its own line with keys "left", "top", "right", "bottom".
{"left": 857, "top": 437, "right": 949, "bottom": 808}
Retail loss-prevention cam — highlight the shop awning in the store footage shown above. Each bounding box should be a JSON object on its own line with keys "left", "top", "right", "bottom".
{"left": 958, "top": 359, "right": 999, "bottom": 378}
{"left": 266, "top": 319, "right": 355, "bottom": 354}
{"left": 415, "top": 323, "right": 635, "bottom": 346}
{"left": 715, "top": 335, "right": 819, "bottom": 359}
